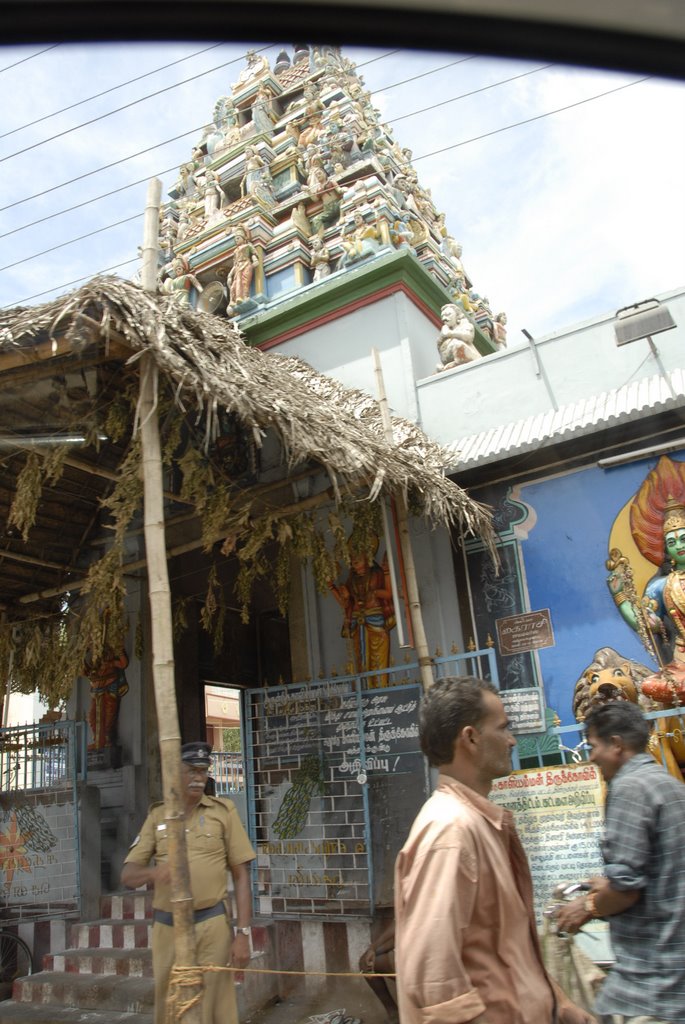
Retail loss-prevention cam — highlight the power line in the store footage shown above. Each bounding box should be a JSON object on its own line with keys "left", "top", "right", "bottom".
{"left": 0, "top": 45, "right": 60, "bottom": 73}
{"left": 371, "top": 54, "right": 476, "bottom": 94}
{"left": 356, "top": 50, "right": 401, "bottom": 67}
{"left": 413, "top": 74, "right": 650, "bottom": 164}
{"left": 0, "top": 43, "right": 227, "bottom": 141}
{"left": 388, "top": 63, "right": 553, "bottom": 126}
{"left": 0, "top": 66, "right": 652, "bottom": 307}
{"left": 0, "top": 53, "right": 408, "bottom": 241}
{"left": 0, "top": 212, "right": 143, "bottom": 274}
{"left": 2, "top": 62, "right": 552, "bottom": 266}
{"left": 0, "top": 46, "right": 397, "bottom": 147}
{"left": 0, "top": 123, "right": 202, "bottom": 213}
{"left": 0, "top": 51, "right": 464, "bottom": 216}
{"left": 6, "top": 258, "right": 140, "bottom": 309}
{"left": 0, "top": 164, "right": 180, "bottom": 241}
{"left": 0, "top": 44, "right": 277, "bottom": 165}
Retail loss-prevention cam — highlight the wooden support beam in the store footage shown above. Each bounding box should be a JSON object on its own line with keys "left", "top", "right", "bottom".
{"left": 16, "top": 481, "right": 339, "bottom": 606}
{"left": 0, "top": 318, "right": 131, "bottom": 376}
{"left": 0, "top": 548, "right": 68, "bottom": 573}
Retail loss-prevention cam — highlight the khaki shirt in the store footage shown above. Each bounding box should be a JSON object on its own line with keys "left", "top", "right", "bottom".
{"left": 124, "top": 794, "right": 255, "bottom": 912}
{"left": 395, "top": 774, "right": 555, "bottom": 1024}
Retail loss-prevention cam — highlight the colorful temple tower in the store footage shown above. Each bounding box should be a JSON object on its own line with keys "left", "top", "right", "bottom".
{"left": 159, "top": 45, "right": 506, "bottom": 367}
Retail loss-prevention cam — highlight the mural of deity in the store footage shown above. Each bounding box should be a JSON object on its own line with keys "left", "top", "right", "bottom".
{"left": 600, "top": 455, "right": 685, "bottom": 781}
{"left": 607, "top": 456, "right": 685, "bottom": 706}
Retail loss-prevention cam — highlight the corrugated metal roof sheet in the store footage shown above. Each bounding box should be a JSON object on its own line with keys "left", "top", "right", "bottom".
{"left": 447, "top": 367, "right": 685, "bottom": 470}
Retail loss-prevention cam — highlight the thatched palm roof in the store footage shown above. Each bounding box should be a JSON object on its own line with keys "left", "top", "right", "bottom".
{"left": 0, "top": 276, "right": 496, "bottom": 705}
{"left": 1, "top": 275, "right": 494, "bottom": 547}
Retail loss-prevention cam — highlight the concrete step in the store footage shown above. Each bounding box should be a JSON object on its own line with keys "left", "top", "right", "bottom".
{"left": 0, "top": 1005, "right": 152, "bottom": 1024}
{"left": 99, "top": 893, "right": 151, "bottom": 921}
{"left": 44, "top": 948, "right": 153, "bottom": 978}
{"left": 12, "top": 972, "right": 153, "bottom": 1014}
{"left": 67, "top": 921, "right": 151, "bottom": 951}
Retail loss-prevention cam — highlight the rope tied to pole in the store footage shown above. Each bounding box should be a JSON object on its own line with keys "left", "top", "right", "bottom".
{"left": 168, "top": 963, "right": 397, "bottom": 980}
{"left": 166, "top": 964, "right": 205, "bottom": 1023}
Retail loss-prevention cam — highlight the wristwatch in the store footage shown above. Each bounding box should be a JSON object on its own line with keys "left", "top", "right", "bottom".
{"left": 236, "top": 925, "right": 252, "bottom": 936}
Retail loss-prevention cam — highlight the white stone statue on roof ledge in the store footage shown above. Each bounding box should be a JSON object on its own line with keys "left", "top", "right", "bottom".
{"left": 493, "top": 312, "right": 508, "bottom": 349}
{"left": 436, "top": 303, "right": 480, "bottom": 372}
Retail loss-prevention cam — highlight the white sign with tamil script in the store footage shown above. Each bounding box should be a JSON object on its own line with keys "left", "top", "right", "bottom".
{"left": 491, "top": 764, "right": 605, "bottom": 922}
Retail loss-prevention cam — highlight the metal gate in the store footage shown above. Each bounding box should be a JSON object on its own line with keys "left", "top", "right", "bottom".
{"left": 244, "top": 649, "right": 498, "bottom": 916}
{"left": 0, "top": 721, "right": 82, "bottom": 922}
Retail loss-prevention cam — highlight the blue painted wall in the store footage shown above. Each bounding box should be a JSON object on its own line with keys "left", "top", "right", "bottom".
{"left": 474, "top": 451, "right": 685, "bottom": 726}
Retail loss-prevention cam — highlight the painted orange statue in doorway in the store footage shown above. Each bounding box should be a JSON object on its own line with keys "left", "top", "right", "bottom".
{"left": 329, "top": 534, "right": 396, "bottom": 683}
{"left": 84, "top": 648, "right": 129, "bottom": 750}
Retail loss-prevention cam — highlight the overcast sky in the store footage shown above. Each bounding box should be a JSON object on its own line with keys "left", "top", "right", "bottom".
{"left": 1, "top": 41, "right": 684, "bottom": 345}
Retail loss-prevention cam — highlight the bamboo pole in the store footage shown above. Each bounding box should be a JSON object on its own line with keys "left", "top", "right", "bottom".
{"left": 139, "top": 178, "right": 202, "bottom": 1024}
{"left": 371, "top": 348, "right": 434, "bottom": 691}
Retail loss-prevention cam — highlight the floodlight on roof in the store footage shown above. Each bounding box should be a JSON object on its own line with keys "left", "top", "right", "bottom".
{"left": 614, "top": 298, "right": 676, "bottom": 346}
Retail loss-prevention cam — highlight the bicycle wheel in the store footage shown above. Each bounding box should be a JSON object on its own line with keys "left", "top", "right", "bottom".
{"left": 0, "top": 931, "right": 33, "bottom": 985}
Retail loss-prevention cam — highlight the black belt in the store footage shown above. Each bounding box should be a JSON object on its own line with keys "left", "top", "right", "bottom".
{"left": 153, "top": 902, "right": 225, "bottom": 926}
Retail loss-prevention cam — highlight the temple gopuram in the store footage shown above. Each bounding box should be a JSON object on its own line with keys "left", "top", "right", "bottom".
{"left": 159, "top": 44, "right": 506, "bottom": 366}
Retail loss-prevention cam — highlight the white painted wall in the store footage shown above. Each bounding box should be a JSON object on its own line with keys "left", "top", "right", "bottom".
{"left": 271, "top": 291, "right": 437, "bottom": 421}
{"left": 271, "top": 279, "right": 685, "bottom": 453}
{"left": 3, "top": 690, "right": 47, "bottom": 727}
{"left": 417, "top": 286, "right": 685, "bottom": 445}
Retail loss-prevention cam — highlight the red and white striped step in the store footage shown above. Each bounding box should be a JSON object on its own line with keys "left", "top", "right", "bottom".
{"left": 67, "top": 919, "right": 151, "bottom": 951}
{"left": 5, "top": 889, "right": 278, "bottom": 1023}
{"left": 43, "top": 946, "right": 153, "bottom": 977}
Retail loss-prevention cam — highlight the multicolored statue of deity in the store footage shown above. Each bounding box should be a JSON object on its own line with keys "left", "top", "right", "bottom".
{"left": 328, "top": 534, "right": 396, "bottom": 684}
{"left": 84, "top": 648, "right": 129, "bottom": 751}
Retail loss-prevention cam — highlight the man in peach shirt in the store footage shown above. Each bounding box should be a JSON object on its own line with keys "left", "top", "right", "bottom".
{"left": 394, "top": 676, "right": 595, "bottom": 1024}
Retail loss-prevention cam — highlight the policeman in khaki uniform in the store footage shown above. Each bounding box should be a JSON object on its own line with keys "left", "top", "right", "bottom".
{"left": 121, "top": 742, "right": 255, "bottom": 1024}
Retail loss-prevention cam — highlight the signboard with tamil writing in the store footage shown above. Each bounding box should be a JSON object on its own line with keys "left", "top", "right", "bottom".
{"left": 500, "top": 687, "right": 546, "bottom": 734}
{"left": 491, "top": 764, "right": 604, "bottom": 923}
{"left": 246, "top": 679, "right": 428, "bottom": 916}
{"left": 496, "top": 608, "right": 555, "bottom": 656}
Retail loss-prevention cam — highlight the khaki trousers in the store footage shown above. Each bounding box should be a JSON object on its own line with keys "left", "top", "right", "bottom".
{"left": 151, "top": 913, "right": 237, "bottom": 1024}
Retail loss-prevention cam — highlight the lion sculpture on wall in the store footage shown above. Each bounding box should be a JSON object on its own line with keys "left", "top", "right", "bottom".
{"left": 572, "top": 646, "right": 653, "bottom": 722}
{"left": 572, "top": 646, "right": 684, "bottom": 780}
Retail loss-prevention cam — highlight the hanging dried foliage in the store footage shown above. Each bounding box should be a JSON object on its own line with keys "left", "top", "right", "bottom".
{"left": 8, "top": 451, "right": 46, "bottom": 542}
{"left": 200, "top": 565, "right": 228, "bottom": 654}
{"left": 173, "top": 596, "right": 191, "bottom": 638}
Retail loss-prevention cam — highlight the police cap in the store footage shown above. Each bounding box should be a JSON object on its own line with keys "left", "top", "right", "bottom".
{"left": 181, "top": 742, "right": 212, "bottom": 768}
